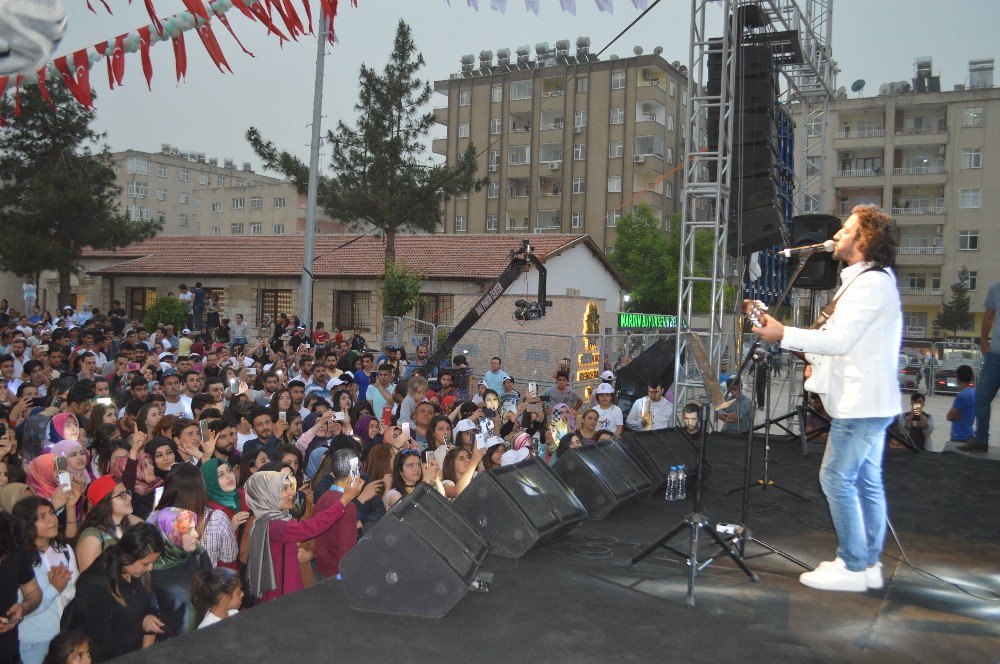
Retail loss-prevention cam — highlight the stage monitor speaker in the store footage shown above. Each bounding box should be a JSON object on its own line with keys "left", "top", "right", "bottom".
{"left": 453, "top": 456, "right": 587, "bottom": 558}
{"left": 340, "top": 483, "right": 489, "bottom": 618}
{"left": 619, "top": 428, "right": 698, "bottom": 486}
{"left": 728, "top": 203, "right": 784, "bottom": 256}
{"left": 552, "top": 439, "right": 656, "bottom": 519}
{"left": 612, "top": 339, "right": 677, "bottom": 418}
{"left": 790, "top": 214, "right": 841, "bottom": 290}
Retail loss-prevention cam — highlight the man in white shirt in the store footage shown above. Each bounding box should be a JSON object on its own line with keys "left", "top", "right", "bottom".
{"left": 753, "top": 205, "right": 901, "bottom": 593}
{"left": 626, "top": 379, "right": 674, "bottom": 431}
{"left": 161, "top": 371, "right": 194, "bottom": 418}
{"left": 592, "top": 382, "right": 623, "bottom": 437}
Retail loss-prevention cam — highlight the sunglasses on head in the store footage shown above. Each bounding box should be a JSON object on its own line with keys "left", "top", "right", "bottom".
{"left": 398, "top": 449, "right": 421, "bottom": 458}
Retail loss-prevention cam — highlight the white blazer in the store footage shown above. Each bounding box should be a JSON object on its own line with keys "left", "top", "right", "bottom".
{"left": 781, "top": 261, "right": 902, "bottom": 419}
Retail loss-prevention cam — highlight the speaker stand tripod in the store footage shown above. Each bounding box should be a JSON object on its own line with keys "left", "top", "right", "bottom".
{"left": 630, "top": 403, "right": 758, "bottom": 607}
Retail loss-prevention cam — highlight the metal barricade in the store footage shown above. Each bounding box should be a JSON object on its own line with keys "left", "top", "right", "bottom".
{"left": 436, "top": 325, "right": 504, "bottom": 381}
{"left": 502, "top": 331, "right": 575, "bottom": 393}
{"left": 928, "top": 340, "right": 981, "bottom": 396}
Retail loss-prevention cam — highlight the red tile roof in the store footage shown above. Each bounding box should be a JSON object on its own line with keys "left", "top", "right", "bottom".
{"left": 84, "top": 234, "right": 625, "bottom": 285}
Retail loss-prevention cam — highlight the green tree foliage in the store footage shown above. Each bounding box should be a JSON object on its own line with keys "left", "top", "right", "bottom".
{"left": 379, "top": 261, "right": 427, "bottom": 318}
{"left": 248, "top": 19, "right": 485, "bottom": 262}
{"left": 935, "top": 267, "right": 974, "bottom": 337}
{"left": 0, "top": 84, "right": 162, "bottom": 307}
{"left": 611, "top": 206, "right": 720, "bottom": 314}
{"left": 144, "top": 296, "right": 190, "bottom": 333}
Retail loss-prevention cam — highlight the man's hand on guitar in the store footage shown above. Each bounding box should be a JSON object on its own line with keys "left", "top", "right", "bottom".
{"left": 742, "top": 299, "right": 785, "bottom": 342}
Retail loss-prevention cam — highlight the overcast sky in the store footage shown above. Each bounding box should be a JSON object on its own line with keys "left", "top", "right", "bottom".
{"left": 57, "top": 0, "right": 995, "bottom": 176}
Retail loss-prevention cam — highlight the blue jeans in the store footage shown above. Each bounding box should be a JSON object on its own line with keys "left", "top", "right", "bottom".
{"left": 975, "top": 352, "right": 1000, "bottom": 444}
{"left": 820, "top": 416, "right": 894, "bottom": 572}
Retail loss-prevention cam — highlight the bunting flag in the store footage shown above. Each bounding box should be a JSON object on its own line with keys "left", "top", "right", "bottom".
{"left": 112, "top": 34, "right": 126, "bottom": 86}
{"left": 172, "top": 32, "right": 188, "bottom": 82}
{"left": 560, "top": 0, "right": 577, "bottom": 15}
{"left": 525, "top": 0, "right": 539, "bottom": 15}
{"left": 467, "top": 0, "right": 479, "bottom": 9}
{"left": 595, "top": 0, "right": 613, "bottom": 12}
{"left": 633, "top": 0, "right": 648, "bottom": 8}
{"left": 139, "top": 26, "right": 155, "bottom": 89}
{"left": 491, "top": 0, "right": 507, "bottom": 12}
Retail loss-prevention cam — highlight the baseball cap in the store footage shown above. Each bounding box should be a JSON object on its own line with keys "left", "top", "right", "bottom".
{"left": 182, "top": 328, "right": 191, "bottom": 335}
{"left": 477, "top": 380, "right": 488, "bottom": 387}
{"left": 87, "top": 475, "right": 118, "bottom": 506}
{"left": 454, "top": 419, "right": 477, "bottom": 434}
{"left": 600, "top": 370, "right": 615, "bottom": 381}
{"left": 502, "top": 375, "right": 514, "bottom": 384}
{"left": 594, "top": 383, "right": 615, "bottom": 395}
{"left": 386, "top": 345, "right": 398, "bottom": 351}
{"left": 158, "top": 352, "right": 174, "bottom": 360}
{"left": 501, "top": 448, "right": 530, "bottom": 466}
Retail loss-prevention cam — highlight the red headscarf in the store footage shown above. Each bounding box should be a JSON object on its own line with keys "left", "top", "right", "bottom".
{"left": 110, "top": 452, "right": 162, "bottom": 496}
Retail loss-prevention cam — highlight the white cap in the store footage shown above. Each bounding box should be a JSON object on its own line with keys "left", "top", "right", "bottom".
{"left": 327, "top": 377, "right": 345, "bottom": 388}
{"left": 182, "top": 328, "right": 191, "bottom": 335}
{"left": 454, "top": 419, "right": 477, "bottom": 434}
{"left": 600, "top": 370, "right": 615, "bottom": 381}
{"left": 500, "top": 448, "right": 530, "bottom": 466}
{"left": 594, "top": 382, "right": 615, "bottom": 395}
{"left": 158, "top": 352, "right": 174, "bottom": 360}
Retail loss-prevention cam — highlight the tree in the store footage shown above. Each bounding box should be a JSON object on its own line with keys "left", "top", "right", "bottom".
{"left": 248, "top": 19, "right": 486, "bottom": 262}
{"left": 144, "top": 296, "right": 189, "bottom": 333}
{"left": 0, "top": 84, "right": 162, "bottom": 307}
{"left": 935, "top": 267, "right": 974, "bottom": 337}
{"left": 611, "top": 206, "right": 721, "bottom": 314}
{"left": 378, "top": 260, "right": 427, "bottom": 318}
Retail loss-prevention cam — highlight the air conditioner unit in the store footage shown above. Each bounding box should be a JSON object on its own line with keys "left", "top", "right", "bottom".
{"left": 533, "top": 227, "right": 544, "bottom": 234}
{"left": 634, "top": 155, "right": 645, "bottom": 163}
{"left": 572, "top": 126, "right": 583, "bottom": 135}
{"left": 549, "top": 161, "right": 562, "bottom": 171}
{"left": 488, "top": 164, "right": 498, "bottom": 172}
{"left": 843, "top": 152, "right": 855, "bottom": 160}
{"left": 642, "top": 103, "right": 654, "bottom": 113}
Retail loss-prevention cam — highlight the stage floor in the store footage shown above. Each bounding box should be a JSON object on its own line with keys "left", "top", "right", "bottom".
{"left": 121, "top": 434, "right": 1000, "bottom": 664}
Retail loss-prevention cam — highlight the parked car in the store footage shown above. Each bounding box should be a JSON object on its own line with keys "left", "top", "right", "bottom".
{"left": 898, "top": 354, "right": 922, "bottom": 391}
{"left": 931, "top": 349, "right": 980, "bottom": 394}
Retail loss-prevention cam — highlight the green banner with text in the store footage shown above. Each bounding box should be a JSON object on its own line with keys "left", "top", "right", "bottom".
{"left": 617, "top": 312, "right": 681, "bottom": 329}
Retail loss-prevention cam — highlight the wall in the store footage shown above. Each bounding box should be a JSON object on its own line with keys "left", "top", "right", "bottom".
{"left": 509, "top": 242, "right": 622, "bottom": 306}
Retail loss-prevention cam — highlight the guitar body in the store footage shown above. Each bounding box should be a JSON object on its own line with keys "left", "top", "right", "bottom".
{"left": 743, "top": 299, "right": 832, "bottom": 398}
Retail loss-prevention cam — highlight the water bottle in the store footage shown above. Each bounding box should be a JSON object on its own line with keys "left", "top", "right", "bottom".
{"left": 677, "top": 465, "right": 687, "bottom": 500}
{"left": 666, "top": 466, "right": 678, "bottom": 501}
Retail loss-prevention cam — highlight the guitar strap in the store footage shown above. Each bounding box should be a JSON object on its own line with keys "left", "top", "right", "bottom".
{"left": 808, "top": 266, "right": 887, "bottom": 330}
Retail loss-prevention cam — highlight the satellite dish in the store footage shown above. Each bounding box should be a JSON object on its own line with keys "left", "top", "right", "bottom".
{"left": 851, "top": 79, "right": 866, "bottom": 93}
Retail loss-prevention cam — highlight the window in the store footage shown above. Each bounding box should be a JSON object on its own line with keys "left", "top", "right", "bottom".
{"left": 666, "top": 146, "right": 674, "bottom": 163}
{"left": 576, "top": 77, "right": 589, "bottom": 94}
{"left": 508, "top": 145, "right": 530, "bottom": 165}
{"left": 682, "top": 122, "right": 687, "bottom": 140}
{"left": 611, "top": 71, "right": 625, "bottom": 89}
{"left": 609, "top": 141, "right": 624, "bottom": 158}
{"left": 128, "top": 287, "right": 158, "bottom": 321}
{"left": 250, "top": 223, "right": 262, "bottom": 234}
{"left": 665, "top": 181, "right": 673, "bottom": 198}
{"left": 211, "top": 202, "right": 221, "bottom": 213}
{"left": 234, "top": 179, "right": 246, "bottom": 187}
{"left": 960, "top": 188, "right": 982, "bottom": 209}
{"left": 571, "top": 212, "right": 582, "bottom": 229}
{"left": 231, "top": 223, "right": 244, "bottom": 235}
{"left": 488, "top": 150, "right": 500, "bottom": 170}
{"left": 486, "top": 214, "right": 499, "bottom": 231}
{"left": 668, "top": 80, "right": 677, "bottom": 97}
{"left": 272, "top": 224, "right": 285, "bottom": 234}
{"left": 199, "top": 174, "right": 209, "bottom": 185}
{"left": 211, "top": 226, "right": 220, "bottom": 236}
{"left": 154, "top": 211, "right": 165, "bottom": 224}
{"left": 490, "top": 118, "right": 502, "bottom": 134}
{"left": 455, "top": 216, "right": 467, "bottom": 232}
{"left": 126, "top": 157, "right": 149, "bottom": 175}
{"left": 458, "top": 123, "right": 470, "bottom": 138}
{"left": 179, "top": 214, "right": 189, "bottom": 227}
{"left": 259, "top": 289, "right": 293, "bottom": 326}
{"left": 333, "top": 291, "right": 371, "bottom": 332}
{"left": 179, "top": 168, "right": 190, "bottom": 182}
{"left": 488, "top": 182, "right": 500, "bottom": 198}
{"left": 156, "top": 164, "right": 167, "bottom": 177}
{"left": 459, "top": 90, "right": 471, "bottom": 106}
{"left": 962, "top": 148, "right": 982, "bottom": 169}
{"left": 635, "top": 135, "right": 664, "bottom": 158}
{"left": 250, "top": 196, "right": 263, "bottom": 209}
{"left": 216, "top": 176, "right": 226, "bottom": 187}
{"left": 491, "top": 85, "right": 502, "bottom": 103}
{"left": 961, "top": 270, "right": 979, "bottom": 291}
{"left": 539, "top": 142, "right": 564, "bottom": 162}
{"left": 179, "top": 193, "right": 190, "bottom": 204}
{"left": 510, "top": 80, "right": 532, "bottom": 100}
{"left": 274, "top": 197, "right": 286, "bottom": 209}
{"left": 232, "top": 197, "right": 245, "bottom": 211}
{"left": 572, "top": 178, "right": 585, "bottom": 194}
{"left": 608, "top": 176, "right": 622, "bottom": 192}
{"left": 682, "top": 90, "right": 688, "bottom": 106}
{"left": 606, "top": 210, "right": 621, "bottom": 227}
{"left": 574, "top": 111, "right": 588, "bottom": 128}
{"left": 666, "top": 114, "right": 675, "bottom": 131}
{"left": 958, "top": 230, "right": 979, "bottom": 250}
{"left": 125, "top": 181, "right": 149, "bottom": 199}
{"left": 414, "top": 294, "right": 455, "bottom": 327}
{"left": 610, "top": 107, "right": 624, "bottom": 124}
{"left": 156, "top": 188, "right": 166, "bottom": 201}
{"left": 962, "top": 107, "right": 985, "bottom": 127}
{"left": 573, "top": 143, "right": 586, "bottom": 161}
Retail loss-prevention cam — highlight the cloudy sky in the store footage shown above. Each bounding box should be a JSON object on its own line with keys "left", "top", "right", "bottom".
{"left": 57, "top": 0, "right": 995, "bottom": 176}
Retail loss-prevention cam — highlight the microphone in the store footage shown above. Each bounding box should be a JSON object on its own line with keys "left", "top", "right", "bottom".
{"left": 780, "top": 239, "right": 835, "bottom": 258}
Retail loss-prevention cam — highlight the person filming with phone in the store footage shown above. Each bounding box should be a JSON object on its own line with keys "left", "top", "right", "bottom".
{"left": 898, "top": 393, "right": 933, "bottom": 451}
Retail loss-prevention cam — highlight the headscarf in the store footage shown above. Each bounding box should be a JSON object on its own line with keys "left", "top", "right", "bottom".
{"left": 144, "top": 436, "right": 179, "bottom": 479}
{"left": 243, "top": 471, "right": 294, "bottom": 598}
{"left": 51, "top": 439, "right": 90, "bottom": 486}
{"left": 0, "top": 483, "right": 30, "bottom": 512}
{"left": 153, "top": 507, "right": 204, "bottom": 570}
{"left": 26, "top": 453, "right": 58, "bottom": 499}
{"left": 110, "top": 452, "right": 162, "bottom": 496}
{"left": 354, "top": 414, "right": 376, "bottom": 448}
{"left": 46, "top": 413, "right": 79, "bottom": 447}
{"left": 201, "top": 458, "right": 239, "bottom": 512}
{"left": 512, "top": 432, "right": 533, "bottom": 452}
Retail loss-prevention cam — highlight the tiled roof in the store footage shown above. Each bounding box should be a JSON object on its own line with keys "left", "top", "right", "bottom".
{"left": 84, "top": 234, "right": 625, "bottom": 285}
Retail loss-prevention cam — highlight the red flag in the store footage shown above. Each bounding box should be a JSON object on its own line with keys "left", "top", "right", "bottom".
{"left": 14, "top": 76, "right": 21, "bottom": 116}
{"left": 37, "top": 67, "right": 55, "bottom": 110}
{"left": 139, "top": 26, "right": 154, "bottom": 89}
{"left": 214, "top": 11, "right": 254, "bottom": 57}
{"left": 144, "top": 0, "right": 164, "bottom": 36}
{"left": 230, "top": 0, "right": 257, "bottom": 21}
{"left": 181, "top": 0, "right": 210, "bottom": 22}
{"left": 94, "top": 41, "right": 114, "bottom": 89}
{"left": 0, "top": 76, "right": 8, "bottom": 126}
{"left": 54, "top": 56, "right": 75, "bottom": 89}
{"left": 112, "top": 34, "right": 126, "bottom": 85}
{"left": 172, "top": 33, "right": 187, "bottom": 82}
{"left": 195, "top": 23, "right": 232, "bottom": 74}
{"left": 300, "top": 0, "right": 313, "bottom": 34}
{"left": 73, "top": 49, "right": 94, "bottom": 108}
{"left": 247, "top": 2, "right": 289, "bottom": 41}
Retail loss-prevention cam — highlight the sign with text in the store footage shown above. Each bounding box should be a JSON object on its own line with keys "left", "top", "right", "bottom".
{"left": 617, "top": 312, "right": 681, "bottom": 329}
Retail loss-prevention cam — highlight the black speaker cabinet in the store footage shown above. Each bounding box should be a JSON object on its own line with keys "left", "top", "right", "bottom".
{"left": 613, "top": 339, "right": 677, "bottom": 418}
{"left": 552, "top": 439, "right": 656, "bottom": 519}
{"left": 340, "top": 483, "right": 489, "bottom": 618}
{"left": 619, "top": 428, "right": 698, "bottom": 487}
{"left": 728, "top": 203, "right": 784, "bottom": 256}
{"left": 453, "top": 456, "right": 587, "bottom": 558}
{"left": 790, "top": 214, "right": 842, "bottom": 290}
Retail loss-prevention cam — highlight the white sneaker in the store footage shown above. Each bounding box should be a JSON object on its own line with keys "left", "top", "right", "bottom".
{"left": 866, "top": 561, "right": 883, "bottom": 590}
{"left": 800, "top": 559, "right": 867, "bottom": 592}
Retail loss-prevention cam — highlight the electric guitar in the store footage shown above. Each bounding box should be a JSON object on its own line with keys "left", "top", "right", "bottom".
{"left": 742, "top": 300, "right": 831, "bottom": 397}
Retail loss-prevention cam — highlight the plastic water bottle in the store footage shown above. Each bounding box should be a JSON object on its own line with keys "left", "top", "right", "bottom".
{"left": 666, "top": 466, "right": 678, "bottom": 501}
{"left": 677, "top": 465, "right": 687, "bottom": 500}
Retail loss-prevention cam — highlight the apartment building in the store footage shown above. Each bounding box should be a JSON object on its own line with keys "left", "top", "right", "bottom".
{"left": 111, "top": 145, "right": 285, "bottom": 235}
{"left": 198, "top": 182, "right": 346, "bottom": 237}
{"left": 793, "top": 58, "right": 1000, "bottom": 340}
{"left": 432, "top": 40, "right": 688, "bottom": 253}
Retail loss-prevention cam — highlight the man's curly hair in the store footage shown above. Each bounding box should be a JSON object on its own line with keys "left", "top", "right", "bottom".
{"left": 851, "top": 204, "right": 898, "bottom": 268}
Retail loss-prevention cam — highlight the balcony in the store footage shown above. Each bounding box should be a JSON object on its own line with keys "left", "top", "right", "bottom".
{"left": 894, "top": 125, "right": 947, "bottom": 137}
{"left": 892, "top": 206, "right": 946, "bottom": 216}
{"left": 433, "top": 107, "right": 448, "bottom": 125}
{"left": 894, "top": 124, "right": 948, "bottom": 145}
{"left": 432, "top": 137, "right": 448, "bottom": 156}
{"left": 834, "top": 168, "right": 884, "bottom": 178}
{"left": 897, "top": 246, "right": 944, "bottom": 255}
{"left": 892, "top": 165, "right": 945, "bottom": 176}
{"left": 834, "top": 129, "right": 885, "bottom": 139}
{"left": 899, "top": 287, "right": 941, "bottom": 295}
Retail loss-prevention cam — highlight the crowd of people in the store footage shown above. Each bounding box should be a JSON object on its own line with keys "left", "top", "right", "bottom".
{"left": 0, "top": 297, "right": 690, "bottom": 663}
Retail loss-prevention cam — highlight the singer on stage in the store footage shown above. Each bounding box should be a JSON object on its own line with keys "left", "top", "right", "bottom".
{"left": 751, "top": 205, "right": 901, "bottom": 593}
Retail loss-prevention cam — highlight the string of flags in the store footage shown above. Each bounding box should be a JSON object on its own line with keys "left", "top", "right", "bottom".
{"left": 451, "top": 0, "right": 649, "bottom": 13}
